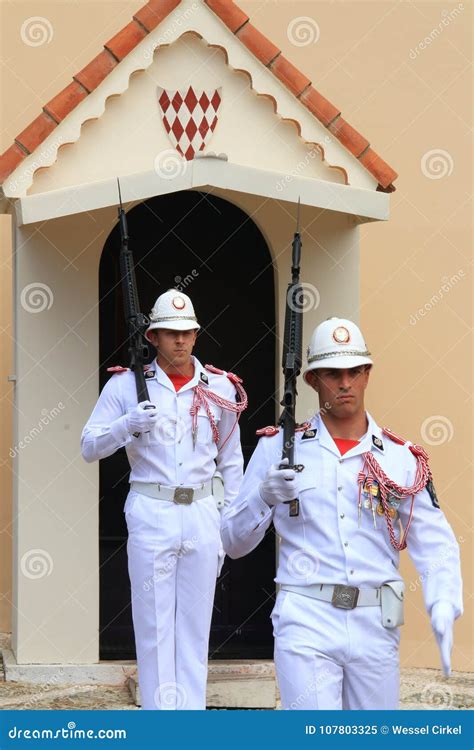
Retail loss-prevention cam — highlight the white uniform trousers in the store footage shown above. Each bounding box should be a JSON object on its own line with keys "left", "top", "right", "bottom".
{"left": 272, "top": 589, "right": 400, "bottom": 710}
{"left": 124, "top": 490, "right": 221, "bottom": 710}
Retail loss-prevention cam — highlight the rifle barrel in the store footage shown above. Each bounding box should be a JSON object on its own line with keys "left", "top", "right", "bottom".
{"left": 116, "top": 178, "right": 151, "bottom": 406}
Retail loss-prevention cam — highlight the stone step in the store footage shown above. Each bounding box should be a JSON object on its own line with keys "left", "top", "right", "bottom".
{"left": 128, "top": 661, "right": 277, "bottom": 709}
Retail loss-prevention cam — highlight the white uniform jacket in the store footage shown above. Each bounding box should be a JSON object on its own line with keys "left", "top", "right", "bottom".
{"left": 81, "top": 356, "right": 243, "bottom": 506}
{"left": 221, "top": 411, "right": 463, "bottom": 619}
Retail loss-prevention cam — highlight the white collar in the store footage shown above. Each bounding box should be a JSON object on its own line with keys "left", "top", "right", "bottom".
{"left": 147, "top": 356, "right": 208, "bottom": 393}
{"left": 310, "top": 411, "right": 385, "bottom": 457}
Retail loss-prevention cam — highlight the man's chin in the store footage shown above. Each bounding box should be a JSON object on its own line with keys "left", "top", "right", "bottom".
{"left": 333, "top": 402, "right": 358, "bottom": 417}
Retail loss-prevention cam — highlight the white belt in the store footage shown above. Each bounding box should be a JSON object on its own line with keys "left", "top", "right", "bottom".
{"left": 281, "top": 583, "right": 382, "bottom": 609}
{"left": 130, "top": 480, "right": 213, "bottom": 505}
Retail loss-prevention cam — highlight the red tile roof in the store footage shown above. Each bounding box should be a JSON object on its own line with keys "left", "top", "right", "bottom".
{"left": 0, "top": 0, "right": 398, "bottom": 190}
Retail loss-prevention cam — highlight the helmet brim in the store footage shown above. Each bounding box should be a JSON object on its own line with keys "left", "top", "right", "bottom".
{"left": 145, "top": 320, "right": 200, "bottom": 340}
{"left": 303, "top": 355, "right": 373, "bottom": 383}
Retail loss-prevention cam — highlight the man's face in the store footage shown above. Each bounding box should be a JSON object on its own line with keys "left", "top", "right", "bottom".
{"left": 148, "top": 328, "right": 197, "bottom": 369}
{"left": 307, "top": 365, "right": 371, "bottom": 419}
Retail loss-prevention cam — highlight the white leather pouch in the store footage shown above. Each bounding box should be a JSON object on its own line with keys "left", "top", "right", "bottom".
{"left": 212, "top": 471, "right": 225, "bottom": 510}
{"left": 381, "top": 580, "right": 405, "bottom": 628}
{"left": 212, "top": 471, "right": 226, "bottom": 576}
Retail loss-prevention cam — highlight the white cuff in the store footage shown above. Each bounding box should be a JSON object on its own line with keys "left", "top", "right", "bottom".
{"left": 248, "top": 490, "right": 272, "bottom": 528}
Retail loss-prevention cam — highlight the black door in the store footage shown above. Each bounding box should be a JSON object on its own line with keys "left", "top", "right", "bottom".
{"left": 98, "top": 191, "right": 277, "bottom": 660}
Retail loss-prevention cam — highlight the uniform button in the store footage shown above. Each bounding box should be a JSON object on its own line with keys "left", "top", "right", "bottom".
{"left": 337, "top": 486, "right": 343, "bottom": 491}
{"left": 344, "top": 542, "right": 349, "bottom": 547}
{"left": 340, "top": 513, "right": 345, "bottom": 519}
{"left": 178, "top": 462, "right": 183, "bottom": 466}
{"left": 350, "top": 569, "right": 354, "bottom": 575}
{"left": 339, "top": 459, "right": 343, "bottom": 464}
{"left": 260, "top": 511, "right": 265, "bottom": 517}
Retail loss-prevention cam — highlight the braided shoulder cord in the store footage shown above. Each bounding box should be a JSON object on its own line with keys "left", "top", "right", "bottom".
{"left": 190, "top": 371, "right": 248, "bottom": 447}
{"left": 358, "top": 442, "right": 432, "bottom": 551}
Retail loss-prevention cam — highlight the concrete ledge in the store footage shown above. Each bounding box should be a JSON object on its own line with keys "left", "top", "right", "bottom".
{"left": 2, "top": 649, "right": 137, "bottom": 686}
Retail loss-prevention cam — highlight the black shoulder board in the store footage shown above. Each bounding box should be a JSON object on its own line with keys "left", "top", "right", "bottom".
{"left": 426, "top": 479, "right": 440, "bottom": 509}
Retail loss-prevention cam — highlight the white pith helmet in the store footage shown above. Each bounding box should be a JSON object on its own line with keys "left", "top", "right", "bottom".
{"left": 145, "top": 288, "right": 200, "bottom": 340}
{"left": 303, "top": 317, "right": 372, "bottom": 383}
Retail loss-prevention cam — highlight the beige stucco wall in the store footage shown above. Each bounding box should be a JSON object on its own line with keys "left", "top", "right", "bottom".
{"left": 0, "top": 0, "right": 471, "bottom": 671}
{"left": 0, "top": 215, "right": 14, "bottom": 632}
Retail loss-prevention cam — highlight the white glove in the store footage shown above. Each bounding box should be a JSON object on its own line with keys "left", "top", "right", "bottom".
{"left": 431, "top": 601, "right": 455, "bottom": 677}
{"left": 259, "top": 458, "right": 300, "bottom": 506}
{"left": 124, "top": 401, "right": 158, "bottom": 436}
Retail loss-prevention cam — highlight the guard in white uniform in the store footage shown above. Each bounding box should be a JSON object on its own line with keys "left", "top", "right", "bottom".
{"left": 221, "top": 318, "right": 462, "bottom": 710}
{"left": 81, "top": 289, "right": 246, "bottom": 710}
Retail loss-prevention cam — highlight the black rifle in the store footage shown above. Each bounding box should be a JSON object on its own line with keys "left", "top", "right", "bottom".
{"left": 278, "top": 198, "right": 304, "bottom": 517}
{"left": 116, "top": 178, "right": 155, "bottom": 430}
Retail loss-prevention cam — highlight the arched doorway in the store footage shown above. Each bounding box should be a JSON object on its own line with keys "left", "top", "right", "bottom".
{"left": 98, "top": 190, "right": 276, "bottom": 660}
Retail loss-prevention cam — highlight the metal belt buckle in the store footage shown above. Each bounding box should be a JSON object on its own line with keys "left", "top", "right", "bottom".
{"left": 332, "top": 584, "right": 359, "bottom": 609}
{"left": 173, "top": 487, "right": 194, "bottom": 505}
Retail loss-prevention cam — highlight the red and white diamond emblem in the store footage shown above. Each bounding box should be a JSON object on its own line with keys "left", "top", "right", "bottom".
{"left": 157, "top": 86, "right": 222, "bottom": 161}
